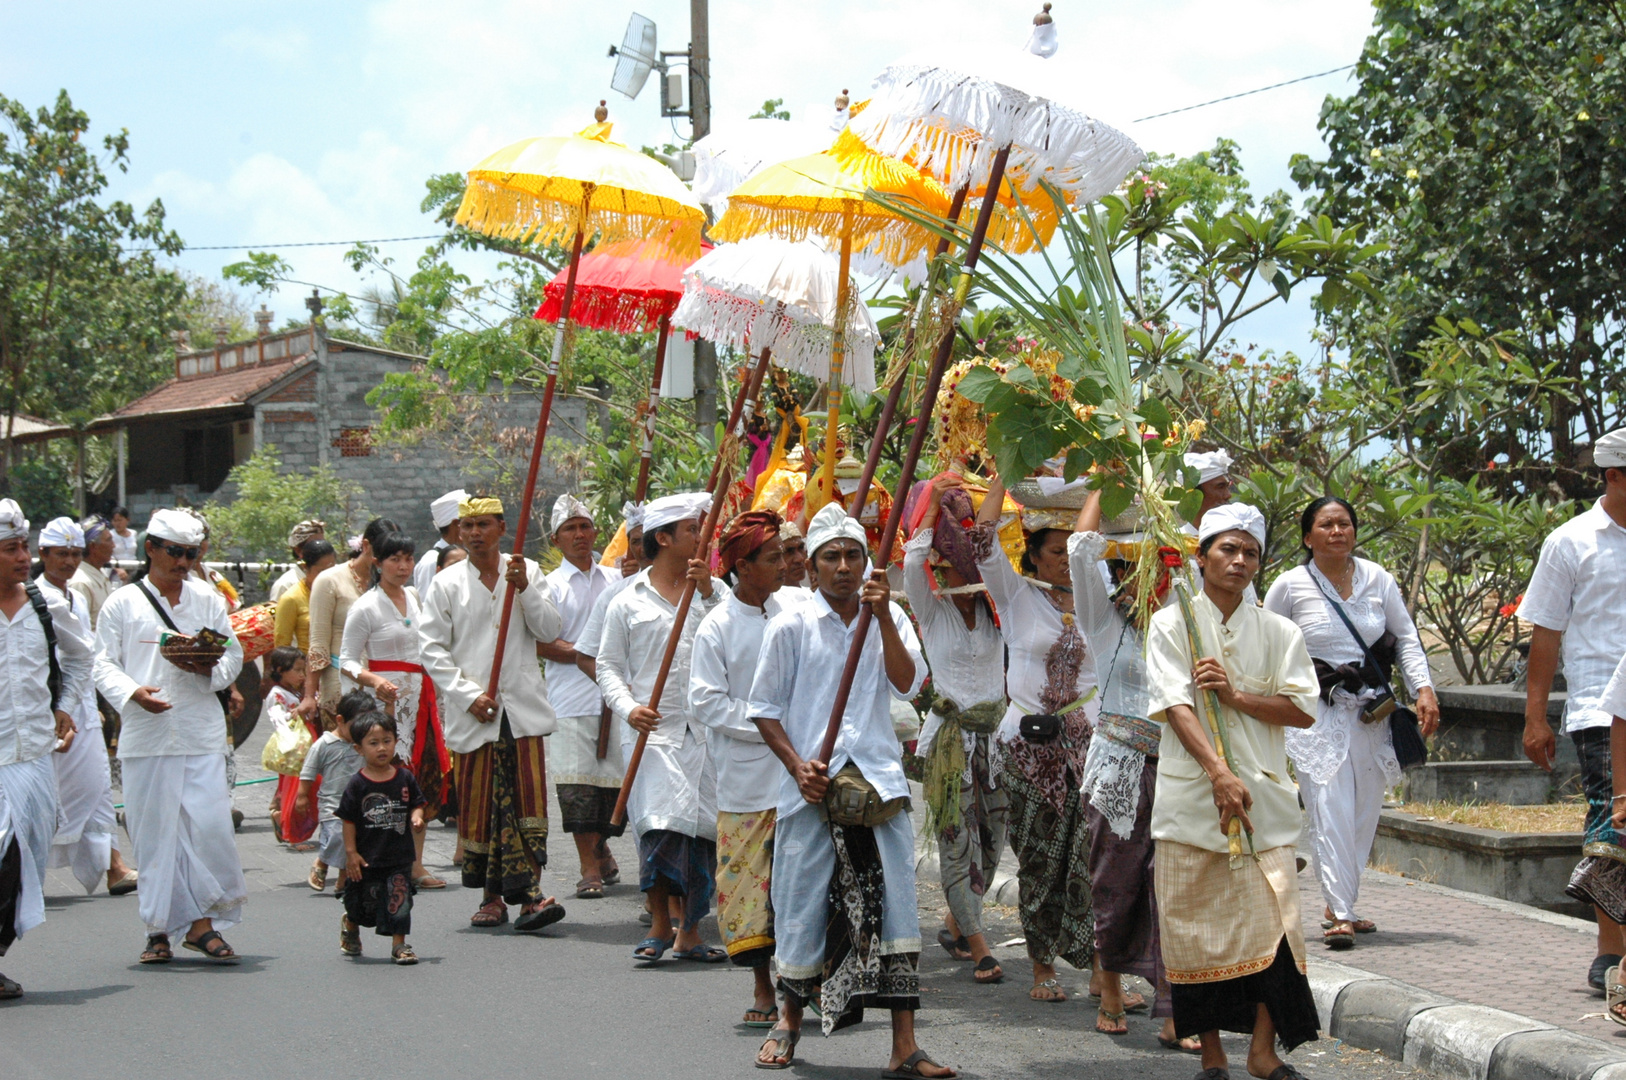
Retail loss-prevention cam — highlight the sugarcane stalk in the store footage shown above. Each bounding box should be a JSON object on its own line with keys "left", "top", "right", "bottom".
{"left": 1172, "top": 577, "right": 1257, "bottom": 866}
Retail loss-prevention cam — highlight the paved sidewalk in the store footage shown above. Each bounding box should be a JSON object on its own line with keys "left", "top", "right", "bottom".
{"left": 1298, "top": 867, "right": 1611, "bottom": 1040}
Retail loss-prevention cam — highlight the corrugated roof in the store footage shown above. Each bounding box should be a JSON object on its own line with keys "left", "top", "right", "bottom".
{"left": 108, "top": 356, "right": 313, "bottom": 421}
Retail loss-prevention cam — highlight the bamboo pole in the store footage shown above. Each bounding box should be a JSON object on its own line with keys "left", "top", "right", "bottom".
{"left": 817, "top": 148, "right": 1012, "bottom": 766}
{"left": 1172, "top": 577, "right": 1256, "bottom": 866}
{"left": 486, "top": 210, "right": 589, "bottom": 701}
{"left": 611, "top": 344, "right": 774, "bottom": 827}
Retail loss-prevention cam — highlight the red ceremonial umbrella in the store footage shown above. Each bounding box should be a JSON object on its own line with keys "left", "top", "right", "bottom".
{"left": 533, "top": 232, "right": 711, "bottom": 500}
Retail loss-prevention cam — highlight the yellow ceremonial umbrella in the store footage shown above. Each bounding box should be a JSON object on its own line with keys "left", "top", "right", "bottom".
{"left": 452, "top": 107, "right": 706, "bottom": 705}
{"left": 711, "top": 150, "right": 949, "bottom": 510}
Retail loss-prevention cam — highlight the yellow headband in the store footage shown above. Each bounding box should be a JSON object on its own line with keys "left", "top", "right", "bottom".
{"left": 458, "top": 496, "right": 504, "bottom": 519}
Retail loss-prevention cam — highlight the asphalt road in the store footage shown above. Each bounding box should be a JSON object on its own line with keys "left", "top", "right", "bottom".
{"left": 0, "top": 738, "right": 1438, "bottom": 1080}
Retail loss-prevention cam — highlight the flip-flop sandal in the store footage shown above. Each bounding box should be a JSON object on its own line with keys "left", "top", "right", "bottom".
{"left": 600, "top": 862, "right": 621, "bottom": 886}
{"left": 1266, "top": 1066, "right": 1309, "bottom": 1080}
{"left": 1158, "top": 1033, "right": 1203, "bottom": 1054}
{"left": 634, "top": 936, "right": 674, "bottom": 963}
{"left": 1606, "top": 965, "right": 1626, "bottom": 1027}
{"left": 470, "top": 900, "right": 509, "bottom": 927}
{"left": 1323, "top": 925, "right": 1356, "bottom": 950}
{"left": 308, "top": 867, "right": 328, "bottom": 892}
{"left": 340, "top": 922, "right": 362, "bottom": 956}
{"left": 1196, "top": 1069, "right": 1232, "bottom": 1079}
{"left": 139, "top": 934, "right": 172, "bottom": 965}
{"left": 973, "top": 956, "right": 1003, "bottom": 984}
{"left": 0, "top": 973, "right": 20, "bottom": 999}
{"left": 675, "top": 944, "right": 728, "bottom": 963}
{"left": 515, "top": 900, "right": 567, "bottom": 933}
{"left": 1352, "top": 919, "right": 1377, "bottom": 933}
{"left": 414, "top": 875, "right": 448, "bottom": 890}
{"left": 1030, "top": 977, "right": 1067, "bottom": 1002}
{"left": 108, "top": 871, "right": 139, "bottom": 896}
{"left": 881, "top": 1048, "right": 957, "bottom": 1079}
{"left": 392, "top": 944, "right": 419, "bottom": 966}
{"left": 182, "top": 929, "right": 239, "bottom": 964}
{"left": 936, "top": 928, "right": 971, "bottom": 959}
{"left": 1096, "top": 1007, "right": 1128, "bottom": 1035}
{"left": 575, "top": 876, "right": 606, "bottom": 900}
{"left": 755, "top": 1028, "right": 800, "bottom": 1070}
{"left": 1593, "top": 953, "right": 1625, "bottom": 994}
{"left": 743, "top": 1007, "right": 779, "bottom": 1028}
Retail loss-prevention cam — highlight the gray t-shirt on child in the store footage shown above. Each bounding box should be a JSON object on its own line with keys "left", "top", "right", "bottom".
{"left": 299, "top": 732, "right": 363, "bottom": 820}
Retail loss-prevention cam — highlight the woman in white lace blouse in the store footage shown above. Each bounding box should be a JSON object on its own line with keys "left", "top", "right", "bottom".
{"left": 1262, "top": 496, "right": 1439, "bottom": 949}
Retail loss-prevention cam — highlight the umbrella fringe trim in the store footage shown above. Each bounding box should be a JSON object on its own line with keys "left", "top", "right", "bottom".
{"left": 672, "top": 288, "right": 877, "bottom": 391}
{"left": 535, "top": 286, "right": 680, "bottom": 335}
{"left": 710, "top": 202, "right": 938, "bottom": 268}
{"left": 454, "top": 179, "right": 703, "bottom": 259}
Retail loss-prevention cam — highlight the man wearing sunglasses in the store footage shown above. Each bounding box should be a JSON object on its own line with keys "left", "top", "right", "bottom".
{"left": 93, "top": 509, "right": 247, "bottom": 966}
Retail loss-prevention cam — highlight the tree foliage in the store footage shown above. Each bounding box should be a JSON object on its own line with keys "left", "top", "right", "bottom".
{"left": 202, "top": 445, "right": 368, "bottom": 561}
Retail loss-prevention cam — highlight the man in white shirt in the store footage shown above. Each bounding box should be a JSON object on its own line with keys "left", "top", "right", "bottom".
{"left": 746, "top": 503, "right": 948, "bottom": 1076}
{"left": 268, "top": 519, "right": 325, "bottom": 603}
{"left": 573, "top": 501, "right": 644, "bottom": 681}
{"left": 1144, "top": 503, "right": 1321, "bottom": 1079}
{"left": 1520, "top": 427, "right": 1626, "bottom": 990}
{"left": 414, "top": 489, "right": 466, "bottom": 600}
{"left": 690, "top": 509, "right": 789, "bottom": 1024}
{"left": 70, "top": 515, "right": 118, "bottom": 626}
{"left": 94, "top": 508, "right": 247, "bottom": 964}
{"left": 1180, "top": 449, "right": 1259, "bottom": 606}
{"left": 0, "top": 500, "right": 94, "bottom": 999}
{"left": 419, "top": 495, "right": 567, "bottom": 934}
{"left": 540, "top": 493, "right": 622, "bottom": 898}
{"left": 36, "top": 518, "right": 137, "bottom": 898}
{"left": 597, "top": 491, "right": 726, "bottom": 964}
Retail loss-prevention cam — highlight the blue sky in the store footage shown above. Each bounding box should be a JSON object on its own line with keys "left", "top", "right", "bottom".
{"left": 2, "top": 0, "right": 1376, "bottom": 352}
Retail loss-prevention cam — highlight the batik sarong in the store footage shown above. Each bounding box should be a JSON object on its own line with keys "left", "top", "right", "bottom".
{"left": 1001, "top": 754, "right": 1094, "bottom": 970}
{"left": 454, "top": 715, "right": 549, "bottom": 905}
{"left": 639, "top": 828, "right": 717, "bottom": 932}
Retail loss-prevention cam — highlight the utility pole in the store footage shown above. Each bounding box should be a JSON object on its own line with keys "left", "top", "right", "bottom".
{"left": 689, "top": 0, "right": 718, "bottom": 440}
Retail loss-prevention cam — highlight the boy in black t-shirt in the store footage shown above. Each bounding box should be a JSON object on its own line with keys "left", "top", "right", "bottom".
{"left": 336, "top": 711, "right": 427, "bottom": 965}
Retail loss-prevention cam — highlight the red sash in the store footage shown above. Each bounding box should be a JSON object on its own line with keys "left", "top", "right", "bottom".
{"left": 369, "top": 660, "right": 452, "bottom": 780}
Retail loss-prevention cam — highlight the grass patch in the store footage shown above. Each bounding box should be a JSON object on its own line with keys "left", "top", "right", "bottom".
{"left": 1398, "top": 799, "right": 1585, "bottom": 833}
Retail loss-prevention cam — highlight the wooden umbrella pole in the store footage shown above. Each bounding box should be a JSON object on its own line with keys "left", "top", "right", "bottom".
{"left": 820, "top": 205, "right": 856, "bottom": 507}
{"left": 818, "top": 148, "right": 1011, "bottom": 765}
{"left": 707, "top": 341, "right": 773, "bottom": 490}
{"left": 486, "top": 220, "right": 588, "bottom": 701}
{"left": 611, "top": 345, "right": 773, "bottom": 827}
{"left": 845, "top": 183, "right": 970, "bottom": 516}
{"left": 632, "top": 312, "right": 672, "bottom": 502}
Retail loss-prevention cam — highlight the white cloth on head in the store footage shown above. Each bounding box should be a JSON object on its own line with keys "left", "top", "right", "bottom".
{"left": 1196, "top": 501, "right": 1266, "bottom": 550}
{"left": 431, "top": 489, "right": 468, "bottom": 530}
{"left": 1185, "top": 449, "right": 1234, "bottom": 486}
{"left": 417, "top": 555, "right": 562, "bottom": 753}
{"left": 1517, "top": 500, "right": 1626, "bottom": 733}
{"left": 147, "top": 509, "right": 204, "bottom": 546}
{"left": 0, "top": 499, "right": 28, "bottom": 542}
{"left": 1594, "top": 428, "right": 1626, "bottom": 468}
{"left": 622, "top": 500, "right": 645, "bottom": 532}
{"left": 747, "top": 589, "right": 925, "bottom": 821}
{"left": 543, "top": 557, "right": 617, "bottom": 720}
{"left": 643, "top": 492, "right": 711, "bottom": 533}
{"left": 1, "top": 577, "right": 95, "bottom": 766}
{"left": 0, "top": 756, "right": 58, "bottom": 946}
{"left": 39, "top": 516, "right": 84, "bottom": 549}
{"left": 93, "top": 578, "right": 244, "bottom": 758}
{"left": 690, "top": 588, "right": 796, "bottom": 814}
{"left": 805, "top": 501, "right": 867, "bottom": 557}
{"left": 121, "top": 752, "right": 247, "bottom": 939}
{"left": 1263, "top": 559, "right": 1431, "bottom": 785}
{"left": 551, "top": 494, "right": 594, "bottom": 536}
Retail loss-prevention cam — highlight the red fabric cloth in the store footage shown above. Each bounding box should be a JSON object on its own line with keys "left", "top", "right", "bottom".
{"left": 717, "top": 509, "right": 784, "bottom": 576}
{"left": 370, "top": 660, "right": 451, "bottom": 814}
{"left": 534, "top": 236, "right": 710, "bottom": 333}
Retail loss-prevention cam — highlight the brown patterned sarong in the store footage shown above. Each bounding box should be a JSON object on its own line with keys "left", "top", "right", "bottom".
{"left": 454, "top": 715, "right": 549, "bottom": 905}
{"left": 1001, "top": 757, "right": 1094, "bottom": 970}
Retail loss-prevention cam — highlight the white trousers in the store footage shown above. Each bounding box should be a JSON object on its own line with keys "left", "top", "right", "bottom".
{"left": 51, "top": 713, "right": 119, "bottom": 894}
{"left": 0, "top": 756, "right": 58, "bottom": 950}
{"left": 1299, "top": 717, "right": 1391, "bottom": 921}
{"left": 771, "top": 806, "right": 920, "bottom": 981}
{"left": 121, "top": 754, "right": 247, "bottom": 938}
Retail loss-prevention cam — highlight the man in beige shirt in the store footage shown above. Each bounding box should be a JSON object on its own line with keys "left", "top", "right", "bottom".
{"left": 1145, "top": 502, "right": 1321, "bottom": 1080}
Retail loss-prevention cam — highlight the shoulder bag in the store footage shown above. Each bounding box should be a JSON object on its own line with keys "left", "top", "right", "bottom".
{"left": 1312, "top": 575, "right": 1428, "bottom": 770}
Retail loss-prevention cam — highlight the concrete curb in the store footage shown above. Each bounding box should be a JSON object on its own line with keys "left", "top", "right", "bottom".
{"left": 1308, "top": 957, "right": 1626, "bottom": 1080}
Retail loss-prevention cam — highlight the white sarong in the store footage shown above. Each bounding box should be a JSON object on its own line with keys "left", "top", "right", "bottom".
{"left": 550, "top": 712, "right": 624, "bottom": 788}
{"left": 621, "top": 723, "right": 716, "bottom": 841}
{"left": 0, "top": 757, "right": 59, "bottom": 950}
{"left": 51, "top": 714, "right": 118, "bottom": 894}
{"left": 121, "top": 754, "right": 247, "bottom": 938}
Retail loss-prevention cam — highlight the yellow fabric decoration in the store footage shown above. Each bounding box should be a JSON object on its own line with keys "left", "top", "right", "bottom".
{"left": 459, "top": 496, "right": 505, "bottom": 519}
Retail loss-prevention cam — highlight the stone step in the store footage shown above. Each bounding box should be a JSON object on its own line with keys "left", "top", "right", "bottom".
{"left": 1402, "top": 758, "right": 1555, "bottom": 805}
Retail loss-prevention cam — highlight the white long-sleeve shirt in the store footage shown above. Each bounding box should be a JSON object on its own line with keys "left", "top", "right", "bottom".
{"left": 339, "top": 587, "right": 422, "bottom": 679}
{"left": 412, "top": 540, "right": 449, "bottom": 603}
{"left": 574, "top": 573, "right": 636, "bottom": 660}
{"left": 0, "top": 581, "right": 95, "bottom": 765}
{"left": 544, "top": 557, "right": 616, "bottom": 718}
{"left": 417, "top": 555, "right": 562, "bottom": 753}
{"left": 596, "top": 569, "right": 724, "bottom": 747}
{"left": 93, "top": 578, "right": 244, "bottom": 759}
{"left": 747, "top": 589, "right": 925, "bottom": 821}
{"left": 690, "top": 589, "right": 792, "bottom": 813}
{"left": 902, "top": 528, "right": 1005, "bottom": 757}
{"left": 37, "top": 577, "right": 98, "bottom": 714}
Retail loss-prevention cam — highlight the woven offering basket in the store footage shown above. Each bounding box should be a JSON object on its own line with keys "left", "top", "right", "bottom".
{"left": 160, "top": 628, "right": 228, "bottom": 667}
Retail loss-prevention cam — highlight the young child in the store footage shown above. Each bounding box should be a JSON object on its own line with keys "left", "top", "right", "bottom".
{"left": 336, "top": 711, "right": 427, "bottom": 965}
{"left": 295, "top": 689, "right": 375, "bottom": 892}
{"left": 264, "top": 646, "right": 317, "bottom": 847}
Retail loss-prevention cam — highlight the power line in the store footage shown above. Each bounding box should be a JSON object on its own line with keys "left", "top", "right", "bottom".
{"left": 1133, "top": 63, "right": 1356, "bottom": 123}
{"left": 133, "top": 234, "right": 443, "bottom": 253}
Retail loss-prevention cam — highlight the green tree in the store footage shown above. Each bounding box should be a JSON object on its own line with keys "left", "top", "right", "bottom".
{"left": 202, "top": 445, "right": 367, "bottom": 561}
{"left": 0, "top": 90, "right": 186, "bottom": 480}
{"left": 749, "top": 98, "right": 791, "bottom": 121}
{"left": 1291, "top": 0, "right": 1626, "bottom": 476}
